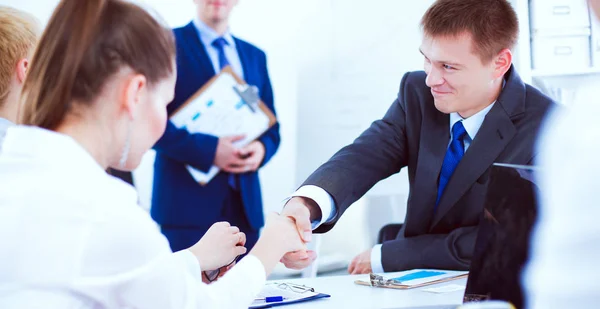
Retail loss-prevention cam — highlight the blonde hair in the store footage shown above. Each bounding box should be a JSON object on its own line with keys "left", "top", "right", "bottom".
{"left": 0, "top": 6, "right": 39, "bottom": 108}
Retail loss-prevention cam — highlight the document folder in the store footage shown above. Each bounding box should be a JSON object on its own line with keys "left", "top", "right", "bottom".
{"left": 355, "top": 270, "right": 468, "bottom": 290}
{"left": 170, "top": 66, "right": 277, "bottom": 185}
{"left": 249, "top": 282, "right": 330, "bottom": 308}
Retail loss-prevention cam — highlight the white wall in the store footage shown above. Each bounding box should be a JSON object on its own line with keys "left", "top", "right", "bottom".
{"left": 293, "top": 0, "right": 433, "bottom": 196}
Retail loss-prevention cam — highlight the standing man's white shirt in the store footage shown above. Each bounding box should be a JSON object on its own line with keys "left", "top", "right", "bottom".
{"left": 193, "top": 18, "right": 244, "bottom": 79}
{"left": 289, "top": 103, "right": 495, "bottom": 273}
{"left": 0, "top": 126, "right": 266, "bottom": 309}
{"left": 525, "top": 103, "right": 600, "bottom": 308}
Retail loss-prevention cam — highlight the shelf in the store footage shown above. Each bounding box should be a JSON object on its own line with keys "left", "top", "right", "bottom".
{"left": 531, "top": 67, "right": 600, "bottom": 78}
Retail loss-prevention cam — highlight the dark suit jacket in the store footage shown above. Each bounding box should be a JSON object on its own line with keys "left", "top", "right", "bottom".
{"left": 304, "top": 66, "right": 554, "bottom": 271}
{"left": 150, "top": 22, "right": 280, "bottom": 231}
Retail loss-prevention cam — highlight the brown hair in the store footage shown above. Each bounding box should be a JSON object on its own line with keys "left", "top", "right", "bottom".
{"left": 421, "top": 0, "right": 519, "bottom": 63}
{"left": 20, "top": 0, "right": 175, "bottom": 130}
{"left": 0, "top": 6, "right": 39, "bottom": 108}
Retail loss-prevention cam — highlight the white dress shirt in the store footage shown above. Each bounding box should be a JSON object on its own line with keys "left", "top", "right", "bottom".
{"left": 524, "top": 103, "right": 600, "bottom": 308}
{"left": 193, "top": 18, "right": 244, "bottom": 79}
{"left": 0, "top": 117, "right": 14, "bottom": 152}
{"left": 0, "top": 126, "right": 266, "bottom": 309}
{"left": 289, "top": 102, "right": 495, "bottom": 273}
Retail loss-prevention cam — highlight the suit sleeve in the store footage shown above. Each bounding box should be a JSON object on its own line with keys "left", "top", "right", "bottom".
{"left": 256, "top": 52, "right": 280, "bottom": 167}
{"left": 153, "top": 121, "right": 219, "bottom": 173}
{"left": 381, "top": 226, "right": 478, "bottom": 271}
{"left": 305, "top": 73, "right": 413, "bottom": 233}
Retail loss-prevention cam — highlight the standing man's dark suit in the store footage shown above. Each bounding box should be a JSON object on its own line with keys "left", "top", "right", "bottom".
{"left": 303, "top": 66, "right": 554, "bottom": 271}
{"left": 151, "top": 21, "right": 280, "bottom": 253}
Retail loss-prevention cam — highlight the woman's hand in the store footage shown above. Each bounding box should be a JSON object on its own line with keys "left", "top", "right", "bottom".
{"left": 187, "top": 221, "right": 246, "bottom": 271}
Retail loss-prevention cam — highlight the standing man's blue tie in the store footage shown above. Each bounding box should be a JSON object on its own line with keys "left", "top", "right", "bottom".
{"left": 212, "top": 37, "right": 230, "bottom": 69}
{"left": 435, "top": 121, "right": 468, "bottom": 211}
{"left": 212, "top": 37, "right": 237, "bottom": 189}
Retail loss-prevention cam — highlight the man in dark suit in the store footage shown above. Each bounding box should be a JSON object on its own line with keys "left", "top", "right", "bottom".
{"left": 151, "top": 0, "right": 279, "bottom": 252}
{"left": 279, "top": 0, "right": 555, "bottom": 274}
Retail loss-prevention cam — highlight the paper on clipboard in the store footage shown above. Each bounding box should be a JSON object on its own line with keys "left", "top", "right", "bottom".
{"left": 249, "top": 282, "right": 330, "bottom": 308}
{"left": 354, "top": 269, "right": 468, "bottom": 290}
{"left": 170, "top": 67, "right": 276, "bottom": 185}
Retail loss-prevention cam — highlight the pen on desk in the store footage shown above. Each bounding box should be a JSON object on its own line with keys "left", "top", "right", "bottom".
{"left": 255, "top": 296, "right": 284, "bottom": 303}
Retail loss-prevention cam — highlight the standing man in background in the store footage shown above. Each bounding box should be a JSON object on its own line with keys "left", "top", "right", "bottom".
{"left": 152, "top": 0, "right": 280, "bottom": 253}
{"left": 0, "top": 6, "right": 39, "bottom": 148}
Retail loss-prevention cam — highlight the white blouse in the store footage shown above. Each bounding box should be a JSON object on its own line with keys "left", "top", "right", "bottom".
{"left": 0, "top": 117, "right": 14, "bottom": 151}
{"left": 0, "top": 126, "right": 266, "bottom": 309}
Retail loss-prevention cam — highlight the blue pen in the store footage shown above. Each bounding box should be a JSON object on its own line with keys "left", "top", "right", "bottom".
{"left": 255, "top": 296, "right": 284, "bottom": 303}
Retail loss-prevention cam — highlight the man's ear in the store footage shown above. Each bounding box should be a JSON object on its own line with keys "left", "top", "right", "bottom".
{"left": 121, "top": 74, "right": 147, "bottom": 120}
{"left": 16, "top": 58, "right": 29, "bottom": 84}
{"left": 492, "top": 49, "right": 513, "bottom": 79}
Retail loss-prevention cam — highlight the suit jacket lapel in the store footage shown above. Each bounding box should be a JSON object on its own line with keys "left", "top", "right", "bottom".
{"left": 406, "top": 104, "right": 449, "bottom": 235}
{"left": 183, "top": 22, "right": 216, "bottom": 77}
{"left": 233, "top": 37, "right": 250, "bottom": 82}
{"left": 431, "top": 104, "right": 517, "bottom": 227}
{"left": 431, "top": 65, "right": 525, "bottom": 227}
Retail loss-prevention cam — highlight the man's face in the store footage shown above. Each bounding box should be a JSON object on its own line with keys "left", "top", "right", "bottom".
{"left": 420, "top": 33, "right": 499, "bottom": 117}
{"left": 194, "top": 0, "right": 239, "bottom": 24}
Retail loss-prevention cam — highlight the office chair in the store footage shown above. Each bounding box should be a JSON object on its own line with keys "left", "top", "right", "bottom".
{"left": 377, "top": 223, "right": 403, "bottom": 244}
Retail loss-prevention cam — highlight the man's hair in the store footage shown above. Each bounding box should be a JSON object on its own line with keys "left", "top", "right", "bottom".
{"left": 0, "top": 6, "right": 39, "bottom": 107}
{"left": 421, "top": 0, "right": 519, "bottom": 63}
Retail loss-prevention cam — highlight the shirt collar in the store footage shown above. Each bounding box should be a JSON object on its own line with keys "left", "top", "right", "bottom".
{"left": 449, "top": 79, "right": 506, "bottom": 140}
{"left": 450, "top": 102, "right": 495, "bottom": 140}
{"left": 193, "top": 17, "right": 236, "bottom": 49}
{"left": 0, "top": 117, "right": 14, "bottom": 128}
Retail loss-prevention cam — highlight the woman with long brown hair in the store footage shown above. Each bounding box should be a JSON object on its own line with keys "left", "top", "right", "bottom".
{"left": 0, "top": 0, "right": 304, "bottom": 308}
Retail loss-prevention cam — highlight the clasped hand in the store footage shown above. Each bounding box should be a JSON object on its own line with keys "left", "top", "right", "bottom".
{"left": 278, "top": 197, "right": 319, "bottom": 269}
{"left": 214, "top": 135, "right": 265, "bottom": 174}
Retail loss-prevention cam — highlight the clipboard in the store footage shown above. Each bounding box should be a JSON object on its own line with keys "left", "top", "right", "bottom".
{"left": 354, "top": 270, "right": 468, "bottom": 290}
{"left": 249, "top": 282, "right": 330, "bottom": 308}
{"left": 169, "top": 66, "right": 277, "bottom": 185}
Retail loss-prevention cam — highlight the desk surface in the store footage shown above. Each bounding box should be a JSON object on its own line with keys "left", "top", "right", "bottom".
{"left": 269, "top": 272, "right": 466, "bottom": 309}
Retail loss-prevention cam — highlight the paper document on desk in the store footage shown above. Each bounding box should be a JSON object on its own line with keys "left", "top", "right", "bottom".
{"left": 355, "top": 269, "right": 468, "bottom": 290}
{"left": 170, "top": 68, "right": 274, "bottom": 185}
{"left": 422, "top": 284, "right": 466, "bottom": 294}
{"left": 249, "top": 282, "right": 330, "bottom": 308}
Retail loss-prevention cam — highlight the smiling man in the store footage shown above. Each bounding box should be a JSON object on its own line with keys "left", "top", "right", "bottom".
{"left": 279, "top": 0, "right": 556, "bottom": 274}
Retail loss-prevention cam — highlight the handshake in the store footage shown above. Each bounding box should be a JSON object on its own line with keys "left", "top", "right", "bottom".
{"left": 186, "top": 197, "right": 320, "bottom": 280}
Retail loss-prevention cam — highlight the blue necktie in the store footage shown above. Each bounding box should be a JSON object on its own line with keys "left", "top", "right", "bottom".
{"left": 212, "top": 37, "right": 230, "bottom": 70}
{"left": 435, "top": 121, "right": 468, "bottom": 211}
{"left": 212, "top": 37, "right": 238, "bottom": 189}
